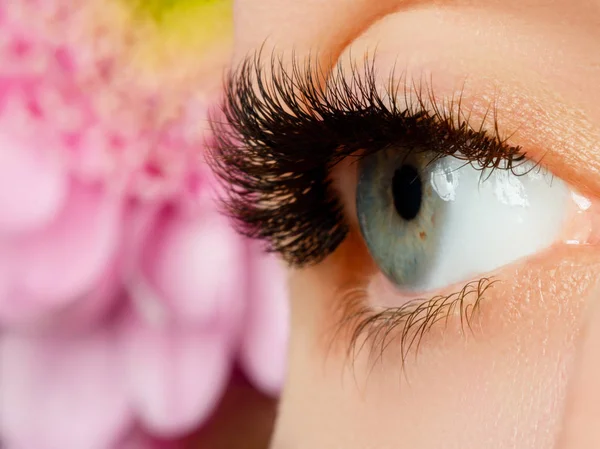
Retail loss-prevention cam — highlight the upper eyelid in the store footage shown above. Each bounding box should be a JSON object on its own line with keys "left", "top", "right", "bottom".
{"left": 469, "top": 93, "right": 600, "bottom": 197}
{"left": 348, "top": 6, "right": 600, "bottom": 193}
{"left": 209, "top": 51, "right": 535, "bottom": 266}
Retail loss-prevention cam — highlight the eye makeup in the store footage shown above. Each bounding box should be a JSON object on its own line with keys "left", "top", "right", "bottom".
{"left": 209, "top": 53, "right": 526, "bottom": 267}
{"left": 209, "top": 51, "right": 600, "bottom": 366}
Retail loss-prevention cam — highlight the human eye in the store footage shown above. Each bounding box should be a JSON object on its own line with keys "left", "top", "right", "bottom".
{"left": 357, "top": 149, "right": 566, "bottom": 293}
{"left": 209, "top": 51, "right": 600, "bottom": 366}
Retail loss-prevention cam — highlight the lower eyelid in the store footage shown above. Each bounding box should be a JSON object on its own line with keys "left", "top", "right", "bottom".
{"left": 326, "top": 245, "right": 600, "bottom": 374}
{"left": 362, "top": 186, "right": 600, "bottom": 311}
{"left": 336, "top": 155, "right": 600, "bottom": 305}
{"left": 367, "top": 267, "right": 489, "bottom": 312}
{"left": 318, "top": 129, "right": 600, "bottom": 369}
{"left": 322, "top": 187, "right": 600, "bottom": 368}
{"left": 325, "top": 265, "right": 495, "bottom": 373}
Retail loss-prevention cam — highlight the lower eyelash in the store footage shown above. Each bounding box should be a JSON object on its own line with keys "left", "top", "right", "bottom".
{"left": 330, "top": 278, "right": 497, "bottom": 371}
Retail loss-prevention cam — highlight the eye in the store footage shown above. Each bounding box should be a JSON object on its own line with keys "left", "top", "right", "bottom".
{"left": 356, "top": 148, "right": 569, "bottom": 293}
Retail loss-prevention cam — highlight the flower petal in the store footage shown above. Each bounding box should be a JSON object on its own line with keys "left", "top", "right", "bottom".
{"left": 0, "top": 240, "right": 12, "bottom": 308}
{"left": 120, "top": 313, "right": 232, "bottom": 437}
{"left": 0, "top": 243, "right": 44, "bottom": 326}
{"left": 15, "top": 179, "right": 122, "bottom": 305}
{"left": 240, "top": 248, "right": 289, "bottom": 396}
{"left": 0, "top": 327, "right": 132, "bottom": 449}
{"left": 0, "top": 130, "right": 67, "bottom": 233}
{"left": 111, "top": 428, "right": 185, "bottom": 449}
{"left": 0, "top": 84, "right": 68, "bottom": 233}
{"left": 132, "top": 207, "right": 246, "bottom": 328}
{"left": 44, "top": 259, "right": 122, "bottom": 332}
{"left": 0, "top": 252, "right": 121, "bottom": 330}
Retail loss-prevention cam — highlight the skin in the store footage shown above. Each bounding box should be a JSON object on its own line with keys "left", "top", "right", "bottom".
{"left": 558, "top": 284, "right": 600, "bottom": 449}
{"left": 230, "top": 1, "right": 600, "bottom": 448}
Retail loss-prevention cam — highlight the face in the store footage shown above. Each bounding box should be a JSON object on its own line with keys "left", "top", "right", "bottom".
{"left": 213, "top": 1, "right": 600, "bottom": 448}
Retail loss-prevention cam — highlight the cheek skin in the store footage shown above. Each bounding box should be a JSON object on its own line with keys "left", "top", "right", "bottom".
{"left": 273, "top": 240, "right": 600, "bottom": 449}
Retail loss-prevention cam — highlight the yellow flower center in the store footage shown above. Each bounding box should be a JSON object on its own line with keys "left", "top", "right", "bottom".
{"left": 119, "top": 0, "right": 233, "bottom": 83}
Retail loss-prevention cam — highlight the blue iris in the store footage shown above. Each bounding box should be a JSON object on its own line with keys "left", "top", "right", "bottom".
{"left": 356, "top": 148, "right": 442, "bottom": 291}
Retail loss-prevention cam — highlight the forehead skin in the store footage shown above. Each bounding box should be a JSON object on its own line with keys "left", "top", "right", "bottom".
{"left": 233, "top": 0, "right": 600, "bottom": 59}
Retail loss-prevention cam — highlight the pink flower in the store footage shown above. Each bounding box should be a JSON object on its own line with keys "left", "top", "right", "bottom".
{"left": 0, "top": 1, "right": 289, "bottom": 448}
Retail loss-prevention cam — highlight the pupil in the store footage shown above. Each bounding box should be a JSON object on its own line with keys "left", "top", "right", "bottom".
{"left": 392, "top": 164, "right": 422, "bottom": 221}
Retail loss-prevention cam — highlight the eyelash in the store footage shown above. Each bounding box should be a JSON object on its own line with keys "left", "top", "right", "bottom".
{"left": 209, "top": 51, "right": 528, "bottom": 363}
{"left": 210, "top": 52, "right": 527, "bottom": 266}
{"left": 331, "top": 278, "right": 496, "bottom": 371}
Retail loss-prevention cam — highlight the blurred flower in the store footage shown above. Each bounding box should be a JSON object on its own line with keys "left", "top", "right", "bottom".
{"left": 0, "top": 1, "right": 289, "bottom": 448}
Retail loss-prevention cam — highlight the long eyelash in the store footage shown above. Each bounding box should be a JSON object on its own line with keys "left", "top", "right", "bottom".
{"left": 331, "top": 277, "right": 497, "bottom": 374}
{"left": 209, "top": 51, "right": 525, "bottom": 266}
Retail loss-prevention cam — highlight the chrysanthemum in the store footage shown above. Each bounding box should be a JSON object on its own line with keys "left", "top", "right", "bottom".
{"left": 0, "top": 1, "right": 288, "bottom": 448}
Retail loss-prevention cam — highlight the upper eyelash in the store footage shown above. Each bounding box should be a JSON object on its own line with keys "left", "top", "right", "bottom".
{"left": 208, "top": 51, "right": 526, "bottom": 267}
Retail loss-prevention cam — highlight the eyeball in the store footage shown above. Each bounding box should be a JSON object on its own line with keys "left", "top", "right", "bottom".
{"left": 355, "top": 148, "right": 569, "bottom": 293}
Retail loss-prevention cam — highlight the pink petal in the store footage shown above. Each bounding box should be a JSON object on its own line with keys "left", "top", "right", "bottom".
{"left": 0, "top": 294, "right": 43, "bottom": 327}
{"left": 111, "top": 429, "right": 185, "bottom": 449}
{"left": 120, "top": 203, "right": 162, "bottom": 278}
{"left": 0, "top": 82, "right": 68, "bottom": 233}
{"left": 120, "top": 314, "right": 232, "bottom": 438}
{"left": 0, "top": 328, "right": 132, "bottom": 449}
{"left": 132, "top": 207, "right": 246, "bottom": 328}
{"left": 0, "top": 253, "right": 121, "bottom": 330}
{"left": 42, "top": 258, "right": 122, "bottom": 332}
{"left": 0, "top": 285, "right": 51, "bottom": 326}
{"left": 240, "top": 248, "right": 290, "bottom": 396}
{"left": 0, "top": 243, "right": 42, "bottom": 325}
{"left": 0, "top": 131, "right": 67, "bottom": 232}
{"left": 15, "top": 179, "right": 122, "bottom": 304}
{"left": 0, "top": 240, "right": 11, "bottom": 306}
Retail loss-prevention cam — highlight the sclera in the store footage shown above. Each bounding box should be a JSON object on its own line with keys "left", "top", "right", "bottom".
{"left": 367, "top": 177, "right": 600, "bottom": 310}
